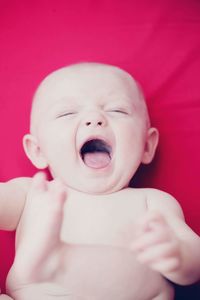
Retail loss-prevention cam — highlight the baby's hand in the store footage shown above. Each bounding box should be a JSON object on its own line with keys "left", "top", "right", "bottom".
{"left": 7, "top": 172, "right": 67, "bottom": 290}
{"left": 131, "top": 211, "right": 183, "bottom": 277}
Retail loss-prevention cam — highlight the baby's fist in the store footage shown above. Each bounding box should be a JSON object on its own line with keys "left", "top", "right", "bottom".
{"left": 131, "top": 211, "right": 183, "bottom": 276}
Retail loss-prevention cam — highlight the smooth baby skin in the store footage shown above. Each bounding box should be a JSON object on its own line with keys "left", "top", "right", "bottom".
{"left": 7, "top": 174, "right": 174, "bottom": 300}
{"left": 24, "top": 63, "right": 157, "bottom": 195}
{"left": 3, "top": 63, "right": 200, "bottom": 299}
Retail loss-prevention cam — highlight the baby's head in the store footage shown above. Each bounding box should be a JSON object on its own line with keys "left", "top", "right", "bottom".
{"left": 23, "top": 63, "right": 159, "bottom": 194}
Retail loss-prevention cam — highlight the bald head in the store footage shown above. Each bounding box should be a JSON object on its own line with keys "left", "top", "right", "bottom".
{"left": 30, "top": 62, "right": 150, "bottom": 134}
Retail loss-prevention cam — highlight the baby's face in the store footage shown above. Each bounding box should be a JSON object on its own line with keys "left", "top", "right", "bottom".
{"left": 27, "top": 64, "right": 156, "bottom": 194}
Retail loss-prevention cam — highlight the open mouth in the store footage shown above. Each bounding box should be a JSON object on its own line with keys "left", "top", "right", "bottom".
{"left": 80, "top": 139, "right": 112, "bottom": 169}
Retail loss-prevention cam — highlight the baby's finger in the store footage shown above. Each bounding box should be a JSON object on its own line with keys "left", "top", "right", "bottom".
{"left": 149, "top": 257, "right": 181, "bottom": 274}
{"left": 135, "top": 211, "right": 167, "bottom": 236}
{"left": 48, "top": 179, "right": 67, "bottom": 204}
{"left": 30, "top": 172, "right": 48, "bottom": 193}
{"left": 131, "top": 229, "right": 167, "bottom": 252}
{"left": 136, "top": 242, "right": 178, "bottom": 265}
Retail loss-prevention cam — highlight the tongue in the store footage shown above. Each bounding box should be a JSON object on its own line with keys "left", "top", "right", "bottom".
{"left": 83, "top": 152, "right": 111, "bottom": 169}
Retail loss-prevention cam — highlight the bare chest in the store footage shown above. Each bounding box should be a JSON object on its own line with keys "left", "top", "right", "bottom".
{"left": 57, "top": 191, "right": 173, "bottom": 299}
{"left": 60, "top": 189, "right": 148, "bottom": 247}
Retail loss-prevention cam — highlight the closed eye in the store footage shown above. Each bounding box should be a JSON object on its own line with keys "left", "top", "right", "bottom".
{"left": 108, "top": 109, "right": 129, "bottom": 115}
{"left": 57, "top": 112, "right": 77, "bottom": 118}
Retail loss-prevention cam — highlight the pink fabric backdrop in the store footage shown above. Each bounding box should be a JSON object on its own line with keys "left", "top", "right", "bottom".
{"left": 0, "top": 0, "right": 200, "bottom": 297}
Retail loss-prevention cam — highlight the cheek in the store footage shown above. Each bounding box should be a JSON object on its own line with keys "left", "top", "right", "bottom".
{"left": 39, "top": 121, "right": 74, "bottom": 144}
{"left": 37, "top": 126, "right": 72, "bottom": 159}
{"left": 115, "top": 126, "right": 146, "bottom": 162}
{"left": 117, "top": 122, "right": 145, "bottom": 145}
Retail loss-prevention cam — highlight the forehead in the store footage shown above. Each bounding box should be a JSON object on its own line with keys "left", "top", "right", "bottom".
{"left": 33, "top": 64, "right": 141, "bottom": 109}
{"left": 30, "top": 64, "right": 146, "bottom": 132}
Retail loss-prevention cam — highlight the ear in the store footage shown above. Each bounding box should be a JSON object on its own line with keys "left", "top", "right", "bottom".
{"left": 23, "top": 134, "right": 48, "bottom": 169}
{"left": 142, "top": 127, "right": 159, "bottom": 164}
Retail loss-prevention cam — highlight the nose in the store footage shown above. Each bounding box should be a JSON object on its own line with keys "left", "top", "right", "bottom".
{"left": 83, "top": 111, "right": 107, "bottom": 127}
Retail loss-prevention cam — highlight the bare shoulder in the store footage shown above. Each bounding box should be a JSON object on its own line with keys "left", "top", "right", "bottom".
{"left": 145, "top": 188, "right": 184, "bottom": 219}
{"left": 0, "top": 177, "right": 32, "bottom": 230}
{"left": 5, "top": 176, "right": 32, "bottom": 188}
{"left": 118, "top": 187, "right": 146, "bottom": 198}
{"left": 1, "top": 176, "right": 32, "bottom": 199}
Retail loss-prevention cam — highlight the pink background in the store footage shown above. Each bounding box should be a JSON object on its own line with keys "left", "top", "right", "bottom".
{"left": 0, "top": 0, "right": 200, "bottom": 297}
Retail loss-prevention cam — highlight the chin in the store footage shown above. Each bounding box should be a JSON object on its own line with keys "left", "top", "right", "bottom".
{"left": 74, "top": 180, "right": 125, "bottom": 195}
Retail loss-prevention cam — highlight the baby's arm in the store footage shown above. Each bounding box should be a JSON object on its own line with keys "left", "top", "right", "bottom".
{"left": 0, "top": 177, "right": 31, "bottom": 299}
{"left": 0, "top": 177, "right": 31, "bottom": 230}
{"left": 7, "top": 173, "right": 66, "bottom": 286}
{"left": 0, "top": 294, "right": 12, "bottom": 299}
{"left": 6, "top": 173, "right": 72, "bottom": 299}
{"left": 7, "top": 173, "right": 88, "bottom": 300}
{"left": 131, "top": 189, "right": 200, "bottom": 285}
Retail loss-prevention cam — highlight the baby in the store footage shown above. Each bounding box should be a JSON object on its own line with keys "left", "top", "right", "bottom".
{"left": 1, "top": 63, "right": 200, "bottom": 300}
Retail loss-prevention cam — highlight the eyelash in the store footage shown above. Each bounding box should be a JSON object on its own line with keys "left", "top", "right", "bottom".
{"left": 57, "top": 109, "right": 129, "bottom": 118}
{"left": 108, "top": 109, "right": 128, "bottom": 115}
{"left": 57, "top": 112, "right": 76, "bottom": 118}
